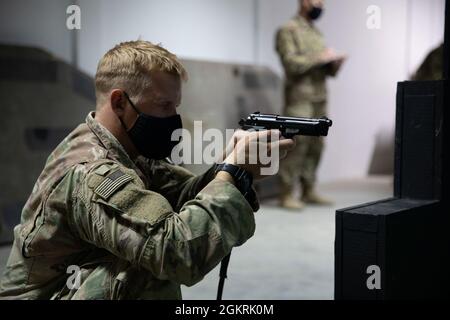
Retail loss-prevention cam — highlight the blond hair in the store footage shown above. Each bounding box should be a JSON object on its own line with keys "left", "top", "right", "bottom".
{"left": 95, "top": 40, "right": 187, "bottom": 106}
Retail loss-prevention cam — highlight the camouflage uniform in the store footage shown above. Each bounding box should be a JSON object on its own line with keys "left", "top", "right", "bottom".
{"left": 412, "top": 43, "right": 443, "bottom": 81}
{"left": 0, "top": 112, "right": 256, "bottom": 299}
{"left": 276, "top": 15, "right": 339, "bottom": 194}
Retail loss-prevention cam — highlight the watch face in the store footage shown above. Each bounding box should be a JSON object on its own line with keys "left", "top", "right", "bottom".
{"left": 243, "top": 180, "right": 252, "bottom": 194}
{"left": 239, "top": 173, "right": 252, "bottom": 193}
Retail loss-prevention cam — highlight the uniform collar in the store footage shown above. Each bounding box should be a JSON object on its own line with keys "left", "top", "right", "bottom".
{"left": 294, "top": 14, "right": 314, "bottom": 29}
{"left": 86, "top": 111, "right": 143, "bottom": 171}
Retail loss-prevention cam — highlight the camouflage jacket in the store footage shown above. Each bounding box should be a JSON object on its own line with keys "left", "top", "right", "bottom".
{"left": 0, "top": 112, "right": 256, "bottom": 299}
{"left": 276, "top": 15, "right": 337, "bottom": 105}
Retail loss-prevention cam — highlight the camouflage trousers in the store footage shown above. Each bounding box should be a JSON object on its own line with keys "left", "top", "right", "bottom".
{"left": 279, "top": 100, "right": 327, "bottom": 190}
{"left": 52, "top": 254, "right": 181, "bottom": 300}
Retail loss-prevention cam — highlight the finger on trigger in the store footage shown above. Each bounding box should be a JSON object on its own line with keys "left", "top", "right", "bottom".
{"left": 271, "top": 138, "right": 295, "bottom": 151}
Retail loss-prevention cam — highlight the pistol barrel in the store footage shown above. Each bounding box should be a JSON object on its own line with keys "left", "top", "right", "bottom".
{"left": 239, "top": 112, "right": 333, "bottom": 137}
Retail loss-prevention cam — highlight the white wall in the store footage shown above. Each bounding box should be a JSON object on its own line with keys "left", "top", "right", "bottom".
{"left": 408, "top": 0, "right": 445, "bottom": 76}
{"left": 0, "top": 0, "right": 445, "bottom": 182}
{"left": 76, "top": 0, "right": 257, "bottom": 76}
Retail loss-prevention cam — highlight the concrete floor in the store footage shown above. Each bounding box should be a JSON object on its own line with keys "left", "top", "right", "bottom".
{"left": 0, "top": 176, "right": 392, "bottom": 300}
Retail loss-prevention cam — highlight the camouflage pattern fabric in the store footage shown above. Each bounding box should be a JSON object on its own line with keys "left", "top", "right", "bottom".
{"left": 279, "top": 100, "right": 326, "bottom": 189}
{"left": 275, "top": 15, "right": 336, "bottom": 188}
{"left": 412, "top": 43, "right": 443, "bottom": 81}
{"left": 0, "top": 112, "right": 256, "bottom": 300}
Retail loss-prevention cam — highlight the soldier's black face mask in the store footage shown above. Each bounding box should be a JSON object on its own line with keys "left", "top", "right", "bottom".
{"left": 308, "top": 6, "right": 323, "bottom": 20}
{"left": 121, "top": 92, "right": 182, "bottom": 160}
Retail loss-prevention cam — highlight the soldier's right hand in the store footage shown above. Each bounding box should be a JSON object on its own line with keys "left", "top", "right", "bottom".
{"left": 222, "top": 129, "right": 295, "bottom": 180}
{"left": 319, "top": 47, "right": 344, "bottom": 64}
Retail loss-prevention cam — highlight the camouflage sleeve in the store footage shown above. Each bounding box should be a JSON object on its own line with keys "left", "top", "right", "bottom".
{"left": 68, "top": 161, "right": 255, "bottom": 287}
{"left": 147, "top": 160, "right": 216, "bottom": 212}
{"left": 275, "top": 27, "right": 323, "bottom": 77}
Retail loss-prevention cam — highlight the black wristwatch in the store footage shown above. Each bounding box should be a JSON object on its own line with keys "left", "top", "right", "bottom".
{"left": 214, "top": 163, "right": 253, "bottom": 197}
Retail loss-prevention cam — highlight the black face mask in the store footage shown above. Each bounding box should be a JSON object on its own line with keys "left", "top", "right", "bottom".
{"left": 308, "top": 6, "right": 323, "bottom": 20}
{"left": 122, "top": 92, "right": 182, "bottom": 160}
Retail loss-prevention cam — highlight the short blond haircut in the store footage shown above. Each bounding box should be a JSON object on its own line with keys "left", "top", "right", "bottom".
{"left": 95, "top": 40, "right": 187, "bottom": 106}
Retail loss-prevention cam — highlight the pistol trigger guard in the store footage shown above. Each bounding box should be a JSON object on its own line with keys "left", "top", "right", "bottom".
{"left": 282, "top": 132, "right": 294, "bottom": 139}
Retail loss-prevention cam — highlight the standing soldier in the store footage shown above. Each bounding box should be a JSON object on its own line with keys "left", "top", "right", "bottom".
{"left": 276, "top": 0, "right": 346, "bottom": 209}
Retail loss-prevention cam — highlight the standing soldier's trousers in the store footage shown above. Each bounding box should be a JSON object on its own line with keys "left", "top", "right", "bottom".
{"left": 279, "top": 100, "right": 327, "bottom": 191}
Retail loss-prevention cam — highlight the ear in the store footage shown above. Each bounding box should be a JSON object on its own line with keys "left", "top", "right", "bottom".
{"left": 110, "top": 89, "right": 126, "bottom": 116}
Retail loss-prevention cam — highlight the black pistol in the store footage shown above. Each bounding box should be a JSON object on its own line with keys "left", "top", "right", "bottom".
{"left": 239, "top": 112, "right": 333, "bottom": 138}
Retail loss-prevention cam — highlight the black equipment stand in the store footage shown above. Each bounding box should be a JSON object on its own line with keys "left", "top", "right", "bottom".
{"left": 335, "top": 0, "right": 450, "bottom": 299}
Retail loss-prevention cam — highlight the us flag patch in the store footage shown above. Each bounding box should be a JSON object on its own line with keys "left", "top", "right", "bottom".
{"left": 94, "top": 169, "right": 133, "bottom": 200}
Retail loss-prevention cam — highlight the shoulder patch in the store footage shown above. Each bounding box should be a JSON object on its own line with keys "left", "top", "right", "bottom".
{"left": 284, "top": 19, "right": 298, "bottom": 30}
{"left": 94, "top": 169, "right": 133, "bottom": 200}
{"left": 94, "top": 163, "right": 117, "bottom": 176}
